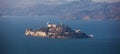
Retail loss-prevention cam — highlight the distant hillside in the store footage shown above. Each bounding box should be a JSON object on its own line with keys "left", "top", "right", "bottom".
{"left": 0, "top": 0, "right": 120, "bottom": 20}
{"left": 62, "top": 2, "right": 120, "bottom": 20}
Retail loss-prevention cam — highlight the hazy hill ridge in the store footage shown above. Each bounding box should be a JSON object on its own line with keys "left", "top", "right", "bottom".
{"left": 0, "top": 0, "right": 120, "bottom": 20}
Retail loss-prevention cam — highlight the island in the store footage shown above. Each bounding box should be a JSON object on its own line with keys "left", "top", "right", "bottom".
{"left": 25, "top": 22, "right": 93, "bottom": 39}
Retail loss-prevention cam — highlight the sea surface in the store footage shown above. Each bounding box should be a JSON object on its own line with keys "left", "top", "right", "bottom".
{"left": 0, "top": 16, "right": 120, "bottom": 54}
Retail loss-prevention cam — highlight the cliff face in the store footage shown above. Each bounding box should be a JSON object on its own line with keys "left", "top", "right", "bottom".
{"left": 25, "top": 29, "right": 47, "bottom": 37}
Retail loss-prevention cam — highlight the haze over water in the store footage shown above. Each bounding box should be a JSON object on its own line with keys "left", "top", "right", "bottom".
{"left": 0, "top": 16, "right": 120, "bottom": 54}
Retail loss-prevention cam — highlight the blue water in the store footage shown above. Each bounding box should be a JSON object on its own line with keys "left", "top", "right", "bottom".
{"left": 0, "top": 16, "right": 120, "bottom": 54}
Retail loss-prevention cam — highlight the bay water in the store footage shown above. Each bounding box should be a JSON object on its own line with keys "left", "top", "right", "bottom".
{"left": 0, "top": 16, "right": 120, "bottom": 54}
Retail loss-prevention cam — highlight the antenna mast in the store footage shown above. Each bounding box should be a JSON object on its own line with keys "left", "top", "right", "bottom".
{"left": 60, "top": 21, "right": 62, "bottom": 26}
